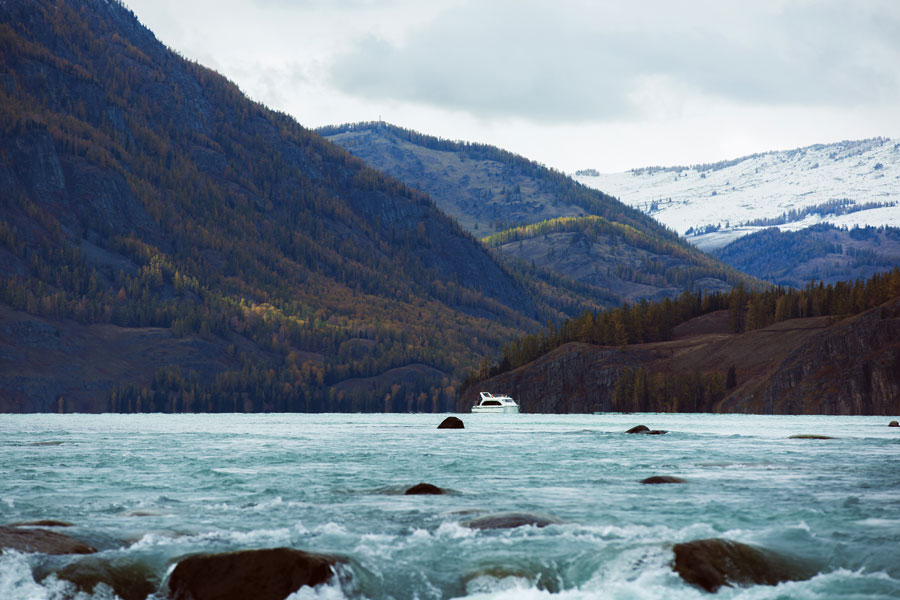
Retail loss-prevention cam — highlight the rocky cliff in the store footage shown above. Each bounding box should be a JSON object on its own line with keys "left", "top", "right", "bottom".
{"left": 751, "top": 302, "right": 900, "bottom": 414}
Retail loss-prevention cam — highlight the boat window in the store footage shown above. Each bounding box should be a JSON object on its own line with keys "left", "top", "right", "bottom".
{"left": 481, "top": 400, "right": 502, "bottom": 406}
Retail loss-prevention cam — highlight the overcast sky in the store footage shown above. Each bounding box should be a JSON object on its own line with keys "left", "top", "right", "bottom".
{"left": 125, "top": 0, "right": 900, "bottom": 172}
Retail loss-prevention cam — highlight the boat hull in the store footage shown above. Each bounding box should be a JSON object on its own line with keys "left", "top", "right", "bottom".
{"left": 471, "top": 405, "right": 519, "bottom": 414}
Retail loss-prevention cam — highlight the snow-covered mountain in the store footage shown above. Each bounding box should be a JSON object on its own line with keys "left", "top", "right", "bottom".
{"left": 574, "top": 138, "right": 900, "bottom": 251}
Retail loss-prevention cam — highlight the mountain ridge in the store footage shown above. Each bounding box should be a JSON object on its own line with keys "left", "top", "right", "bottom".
{"left": 0, "top": 0, "right": 605, "bottom": 411}
{"left": 575, "top": 137, "right": 900, "bottom": 251}
{"left": 321, "top": 121, "right": 759, "bottom": 303}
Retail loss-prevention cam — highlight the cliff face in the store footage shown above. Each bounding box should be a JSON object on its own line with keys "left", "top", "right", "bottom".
{"left": 753, "top": 302, "right": 900, "bottom": 415}
{"left": 463, "top": 302, "right": 900, "bottom": 415}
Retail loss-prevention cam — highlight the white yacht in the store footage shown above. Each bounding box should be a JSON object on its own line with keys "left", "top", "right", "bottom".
{"left": 472, "top": 392, "right": 520, "bottom": 414}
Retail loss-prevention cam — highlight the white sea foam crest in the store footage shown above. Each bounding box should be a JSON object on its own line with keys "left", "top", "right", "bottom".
{"left": 562, "top": 521, "right": 718, "bottom": 545}
{"left": 435, "top": 521, "right": 476, "bottom": 539}
{"left": 128, "top": 525, "right": 296, "bottom": 550}
{"left": 285, "top": 576, "right": 362, "bottom": 600}
{"left": 314, "top": 522, "right": 349, "bottom": 536}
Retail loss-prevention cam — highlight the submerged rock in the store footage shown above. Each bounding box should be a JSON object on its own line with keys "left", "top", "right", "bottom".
{"left": 10, "top": 519, "right": 74, "bottom": 527}
{"left": 672, "top": 538, "right": 814, "bottom": 593}
{"left": 641, "top": 476, "right": 686, "bottom": 484}
{"left": 0, "top": 525, "right": 96, "bottom": 555}
{"left": 167, "top": 547, "right": 344, "bottom": 600}
{"left": 625, "top": 425, "right": 668, "bottom": 435}
{"left": 462, "top": 512, "right": 562, "bottom": 530}
{"left": 789, "top": 434, "right": 836, "bottom": 439}
{"left": 42, "top": 556, "right": 158, "bottom": 600}
{"left": 405, "top": 482, "right": 445, "bottom": 495}
{"left": 438, "top": 416, "right": 464, "bottom": 429}
{"left": 464, "top": 566, "right": 560, "bottom": 594}
{"left": 889, "top": 421, "right": 899, "bottom": 427}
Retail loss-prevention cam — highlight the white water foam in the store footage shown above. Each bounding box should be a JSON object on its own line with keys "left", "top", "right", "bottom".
{"left": 285, "top": 579, "right": 357, "bottom": 600}
{"left": 0, "top": 552, "right": 122, "bottom": 600}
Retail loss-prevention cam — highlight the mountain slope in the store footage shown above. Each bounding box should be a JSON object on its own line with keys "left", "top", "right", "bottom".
{"left": 0, "top": 0, "right": 601, "bottom": 412}
{"left": 321, "top": 122, "right": 757, "bottom": 302}
{"left": 713, "top": 224, "right": 900, "bottom": 287}
{"left": 575, "top": 138, "right": 900, "bottom": 251}
{"left": 462, "top": 268, "right": 900, "bottom": 415}
{"left": 463, "top": 301, "right": 900, "bottom": 416}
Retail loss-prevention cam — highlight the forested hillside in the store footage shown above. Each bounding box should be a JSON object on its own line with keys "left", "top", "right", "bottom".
{"left": 713, "top": 224, "right": 900, "bottom": 287}
{"left": 0, "top": 0, "right": 603, "bottom": 412}
{"left": 483, "top": 215, "right": 751, "bottom": 302}
{"left": 321, "top": 122, "right": 757, "bottom": 302}
{"left": 464, "top": 268, "right": 900, "bottom": 415}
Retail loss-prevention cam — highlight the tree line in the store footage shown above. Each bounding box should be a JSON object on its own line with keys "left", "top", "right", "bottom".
{"left": 468, "top": 267, "right": 900, "bottom": 385}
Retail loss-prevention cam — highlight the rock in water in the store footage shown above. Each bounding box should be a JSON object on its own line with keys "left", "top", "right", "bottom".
{"left": 42, "top": 556, "right": 158, "bottom": 600}
{"left": 462, "top": 513, "right": 562, "bottom": 530}
{"left": 438, "top": 416, "right": 464, "bottom": 429}
{"left": 641, "top": 476, "right": 686, "bottom": 484}
{"left": 625, "top": 425, "right": 668, "bottom": 435}
{"left": 672, "top": 538, "right": 814, "bottom": 593}
{"left": 889, "top": 420, "right": 899, "bottom": 427}
{"left": 168, "top": 547, "right": 343, "bottom": 600}
{"left": 0, "top": 525, "right": 96, "bottom": 555}
{"left": 405, "top": 482, "right": 445, "bottom": 495}
{"left": 789, "top": 434, "right": 836, "bottom": 439}
{"left": 10, "top": 519, "right": 74, "bottom": 527}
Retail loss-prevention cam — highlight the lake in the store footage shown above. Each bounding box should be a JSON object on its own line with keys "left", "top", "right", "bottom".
{"left": 1, "top": 413, "right": 898, "bottom": 599}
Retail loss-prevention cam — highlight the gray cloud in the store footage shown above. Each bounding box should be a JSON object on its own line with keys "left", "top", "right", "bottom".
{"left": 327, "top": 0, "right": 900, "bottom": 123}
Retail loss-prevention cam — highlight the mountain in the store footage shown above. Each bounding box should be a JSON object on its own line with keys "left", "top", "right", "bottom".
{"left": 462, "top": 270, "right": 900, "bottom": 415}
{"left": 713, "top": 224, "right": 900, "bottom": 288}
{"left": 574, "top": 138, "right": 900, "bottom": 252}
{"left": 320, "top": 122, "right": 757, "bottom": 303}
{"left": 0, "top": 0, "right": 607, "bottom": 412}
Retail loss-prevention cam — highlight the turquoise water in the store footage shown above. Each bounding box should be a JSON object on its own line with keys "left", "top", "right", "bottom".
{"left": 1, "top": 413, "right": 899, "bottom": 599}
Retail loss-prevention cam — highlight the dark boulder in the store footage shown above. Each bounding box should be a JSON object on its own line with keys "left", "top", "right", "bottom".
{"left": 462, "top": 512, "right": 562, "bottom": 530}
{"left": 889, "top": 421, "right": 899, "bottom": 427}
{"left": 625, "top": 425, "right": 667, "bottom": 435}
{"left": 788, "top": 434, "right": 836, "bottom": 439}
{"left": 0, "top": 525, "right": 96, "bottom": 555}
{"left": 167, "top": 547, "right": 344, "bottom": 600}
{"left": 672, "top": 538, "right": 815, "bottom": 593}
{"left": 641, "top": 476, "right": 686, "bottom": 484}
{"left": 405, "top": 482, "right": 445, "bottom": 495}
{"left": 438, "top": 416, "right": 464, "bottom": 429}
